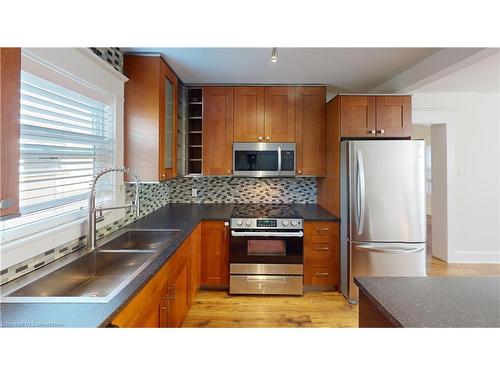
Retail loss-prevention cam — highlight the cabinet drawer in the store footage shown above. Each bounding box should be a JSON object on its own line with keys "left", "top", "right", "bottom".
{"left": 308, "top": 266, "right": 336, "bottom": 286}
{"left": 304, "top": 222, "right": 339, "bottom": 236}
{"left": 309, "top": 234, "right": 335, "bottom": 244}
{"left": 306, "top": 243, "right": 338, "bottom": 263}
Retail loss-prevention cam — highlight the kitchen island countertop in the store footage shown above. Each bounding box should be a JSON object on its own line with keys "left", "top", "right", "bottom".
{"left": 355, "top": 276, "right": 500, "bottom": 327}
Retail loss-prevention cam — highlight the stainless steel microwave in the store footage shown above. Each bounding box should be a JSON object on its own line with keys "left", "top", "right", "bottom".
{"left": 233, "top": 143, "right": 296, "bottom": 177}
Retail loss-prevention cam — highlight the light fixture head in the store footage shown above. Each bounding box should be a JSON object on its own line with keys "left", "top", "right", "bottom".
{"left": 271, "top": 47, "right": 278, "bottom": 63}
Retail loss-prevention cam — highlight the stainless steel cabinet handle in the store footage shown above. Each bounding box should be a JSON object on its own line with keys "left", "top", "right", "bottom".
{"left": 315, "top": 272, "right": 330, "bottom": 277}
{"left": 316, "top": 227, "right": 329, "bottom": 233}
{"left": 297, "top": 170, "right": 302, "bottom": 175}
{"left": 266, "top": 136, "right": 271, "bottom": 141}
{"left": 369, "top": 130, "right": 376, "bottom": 135}
{"left": 315, "top": 246, "right": 330, "bottom": 252}
{"left": 258, "top": 136, "right": 263, "bottom": 141}
{"left": 161, "top": 296, "right": 168, "bottom": 310}
{"left": 168, "top": 286, "right": 176, "bottom": 300}
{"left": 247, "top": 276, "right": 287, "bottom": 283}
{"left": 377, "top": 129, "right": 385, "bottom": 134}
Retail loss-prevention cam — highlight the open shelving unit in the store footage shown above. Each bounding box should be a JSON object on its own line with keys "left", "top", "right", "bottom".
{"left": 176, "top": 82, "right": 187, "bottom": 176}
{"left": 186, "top": 87, "right": 203, "bottom": 174}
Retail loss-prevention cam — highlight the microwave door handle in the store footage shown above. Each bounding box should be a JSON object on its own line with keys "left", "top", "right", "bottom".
{"left": 231, "top": 231, "right": 304, "bottom": 238}
{"left": 278, "top": 145, "right": 282, "bottom": 176}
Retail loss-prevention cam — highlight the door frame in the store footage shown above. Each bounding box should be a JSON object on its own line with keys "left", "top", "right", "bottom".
{"left": 412, "top": 107, "right": 456, "bottom": 263}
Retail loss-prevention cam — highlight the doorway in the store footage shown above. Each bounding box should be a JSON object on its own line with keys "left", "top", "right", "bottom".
{"left": 412, "top": 122, "right": 449, "bottom": 262}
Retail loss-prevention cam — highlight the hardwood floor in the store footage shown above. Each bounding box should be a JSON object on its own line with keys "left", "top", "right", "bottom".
{"left": 184, "top": 258, "right": 500, "bottom": 328}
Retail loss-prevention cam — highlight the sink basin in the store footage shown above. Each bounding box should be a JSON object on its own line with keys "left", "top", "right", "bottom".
{"left": 1, "top": 229, "right": 181, "bottom": 303}
{"left": 3, "top": 250, "right": 154, "bottom": 302}
{"left": 100, "top": 229, "right": 180, "bottom": 251}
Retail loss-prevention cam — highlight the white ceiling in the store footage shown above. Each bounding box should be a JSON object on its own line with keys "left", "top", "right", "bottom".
{"left": 124, "top": 48, "right": 439, "bottom": 93}
{"left": 415, "top": 52, "right": 500, "bottom": 93}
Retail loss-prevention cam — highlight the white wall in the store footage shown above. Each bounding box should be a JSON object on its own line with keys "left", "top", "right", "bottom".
{"left": 412, "top": 92, "right": 500, "bottom": 263}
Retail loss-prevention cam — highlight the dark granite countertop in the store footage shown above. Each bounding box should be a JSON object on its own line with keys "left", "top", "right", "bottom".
{"left": 1, "top": 203, "right": 336, "bottom": 328}
{"left": 355, "top": 277, "right": 500, "bottom": 328}
{"left": 293, "top": 204, "right": 339, "bottom": 221}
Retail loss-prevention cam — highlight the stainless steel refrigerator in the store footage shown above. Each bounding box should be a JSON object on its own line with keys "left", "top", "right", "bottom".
{"left": 340, "top": 140, "right": 427, "bottom": 303}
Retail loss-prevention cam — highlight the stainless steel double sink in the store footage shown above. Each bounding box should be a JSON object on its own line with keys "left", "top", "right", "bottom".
{"left": 1, "top": 229, "right": 180, "bottom": 303}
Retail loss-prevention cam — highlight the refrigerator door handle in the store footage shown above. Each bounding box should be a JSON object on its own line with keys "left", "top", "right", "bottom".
{"left": 357, "top": 244, "right": 426, "bottom": 254}
{"left": 356, "top": 149, "right": 366, "bottom": 235}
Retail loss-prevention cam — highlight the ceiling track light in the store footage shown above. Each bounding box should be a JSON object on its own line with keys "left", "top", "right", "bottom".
{"left": 271, "top": 48, "right": 278, "bottom": 63}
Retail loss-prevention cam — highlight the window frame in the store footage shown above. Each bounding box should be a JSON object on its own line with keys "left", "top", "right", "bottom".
{"left": 0, "top": 48, "right": 127, "bottom": 270}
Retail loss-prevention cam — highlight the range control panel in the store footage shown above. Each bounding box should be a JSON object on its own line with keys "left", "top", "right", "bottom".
{"left": 230, "top": 218, "right": 303, "bottom": 230}
{"left": 256, "top": 219, "right": 277, "bottom": 228}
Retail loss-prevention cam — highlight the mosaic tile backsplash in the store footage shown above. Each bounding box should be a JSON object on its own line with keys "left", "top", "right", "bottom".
{"left": 165, "top": 177, "right": 317, "bottom": 204}
{"left": 1, "top": 177, "right": 316, "bottom": 285}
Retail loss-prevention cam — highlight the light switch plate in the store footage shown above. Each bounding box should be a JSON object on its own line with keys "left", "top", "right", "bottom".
{"left": 191, "top": 188, "right": 198, "bottom": 197}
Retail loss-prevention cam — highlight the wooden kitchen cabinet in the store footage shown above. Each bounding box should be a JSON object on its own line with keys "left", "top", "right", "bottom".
{"left": 338, "top": 95, "right": 411, "bottom": 138}
{"left": 124, "top": 55, "right": 177, "bottom": 182}
{"left": 233, "top": 86, "right": 296, "bottom": 143}
{"left": 0, "top": 48, "right": 21, "bottom": 218}
{"left": 111, "top": 227, "right": 198, "bottom": 328}
{"left": 233, "top": 87, "right": 265, "bottom": 142}
{"left": 166, "top": 239, "right": 191, "bottom": 328}
{"left": 264, "top": 86, "right": 295, "bottom": 142}
{"left": 111, "top": 260, "right": 170, "bottom": 328}
{"left": 201, "top": 221, "right": 230, "bottom": 287}
{"left": 295, "top": 86, "right": 326, "bottom": 176}
{"left": 202, "top": 87, "right": 234, "bottom": 175}
{"left": 340, "top": 95, "right": 376, "bottom": 137}
{"left": 375, "top": 96, "right": 412, "bottom": 138}
{"left": 303, "top": 221, "right": 340, "bottom": 289}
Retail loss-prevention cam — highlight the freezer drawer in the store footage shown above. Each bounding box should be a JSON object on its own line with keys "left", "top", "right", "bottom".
{"left": 230, "top": 275, "right": 303, "bottom": 295}
{"left": 346, "top": 242, "right": 426, "bottom": 302}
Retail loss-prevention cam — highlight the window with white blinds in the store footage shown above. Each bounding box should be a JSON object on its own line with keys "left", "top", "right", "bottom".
{"left": 7, "top": 71, "right": 114, "bottom": 230}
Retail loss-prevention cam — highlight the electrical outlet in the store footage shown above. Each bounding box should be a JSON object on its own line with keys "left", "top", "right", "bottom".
{"left": 191, "top": 188, "right": 198, "bottom": 197}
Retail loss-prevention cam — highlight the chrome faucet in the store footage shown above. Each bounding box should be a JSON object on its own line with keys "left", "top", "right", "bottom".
{"left": 88, "top": 167, "right": 141, "bottom": 250}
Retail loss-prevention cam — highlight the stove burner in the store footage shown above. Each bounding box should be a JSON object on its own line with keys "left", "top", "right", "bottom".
{"left": 231, "top": 204, "right": 300, "bottom": 219}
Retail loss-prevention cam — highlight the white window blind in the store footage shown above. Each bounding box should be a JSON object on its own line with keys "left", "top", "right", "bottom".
{"left": 10, "top": 71, "right": 114, "bottom": 230}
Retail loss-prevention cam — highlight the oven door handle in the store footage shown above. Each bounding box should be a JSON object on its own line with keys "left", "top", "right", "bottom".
{"left": 231, "top": 231, "right": 304, "bottom": 238}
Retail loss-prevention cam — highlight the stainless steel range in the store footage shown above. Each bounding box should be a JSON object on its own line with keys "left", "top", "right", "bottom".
{"left": 229, "top": 204, "right": 304, "bottom": 295}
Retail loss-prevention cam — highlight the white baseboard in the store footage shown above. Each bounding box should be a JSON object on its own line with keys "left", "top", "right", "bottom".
{"left": 449, "top": 251, "right": 500, "bottom": 264}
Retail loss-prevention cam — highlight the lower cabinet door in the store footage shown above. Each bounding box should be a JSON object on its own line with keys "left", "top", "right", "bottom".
{"left": 111, "top": 262, "right": 169, "bottom": 328}
{"left": 167, "top": 247, "right": 190, "bottom": 328}
{"left": 201, "top": 221, "right": 229, "bottom": 287}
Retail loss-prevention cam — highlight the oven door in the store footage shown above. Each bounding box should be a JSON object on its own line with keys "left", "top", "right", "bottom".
{"left": 230, "top": 229, "right": 303, "bottom": 265}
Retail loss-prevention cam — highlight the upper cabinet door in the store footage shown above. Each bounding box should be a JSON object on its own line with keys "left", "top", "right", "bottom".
{"left": 264, "top": 87, "right": 295, "bottom": 142}
{"left": 340, "top": 96, "right": 376, "bottom": 137}
{"left": 233, "top": 87, "right": 265, "bottom": 142}
{"left": 159, "top": 61, "right": 177, "bottom": 180}
{"left": 295, "top": 87, "right": 326, "bottom": 176}
{"left": 375, "top": 96, "right": 411, "bottom": 138}
{"left": 203, "top": 87, "right": 234, "bottom": 175}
